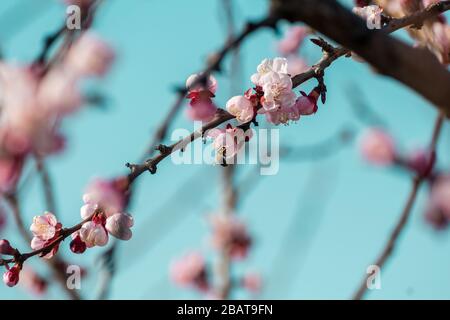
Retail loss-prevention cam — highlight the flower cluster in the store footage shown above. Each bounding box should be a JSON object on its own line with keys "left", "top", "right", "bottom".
{"left": 0, "top": 32, "right": 114, "bottom": 194}
{"left": 185, "top": 73, "right": 218, "bottom": 122}
{"left": 72, "top": 178, "right": 133, "bottom": 252}
{"left": 170, "top": 214, "right": 257, "bottom": 298}
{"left": 208, "top": 214, "right": 252, "bottom": 260}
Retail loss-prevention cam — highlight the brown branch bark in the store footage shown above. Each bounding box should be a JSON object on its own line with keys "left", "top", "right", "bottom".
{"left": 274, "top": 0, "right": 450, "bottom": 114}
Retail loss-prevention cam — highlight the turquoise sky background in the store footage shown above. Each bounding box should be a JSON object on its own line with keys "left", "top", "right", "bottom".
{"left": 1, "top": 0, "right": 450, "bottom": 300}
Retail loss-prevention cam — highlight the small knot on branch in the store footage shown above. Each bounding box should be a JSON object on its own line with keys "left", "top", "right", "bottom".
{"left": 155, "top": 144, "right": 171, "bottom": 155}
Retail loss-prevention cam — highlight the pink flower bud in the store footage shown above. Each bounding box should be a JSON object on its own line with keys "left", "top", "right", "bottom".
{"left": 105, "top": 213, "right": 134, "bottom": 240}
{"left": 226, "top": 95, "right": 255, "bottom": 124}
{"left": 294, "top": 90, "right": 318, "bottom": 115}
{"left": 70, "top": 232, "right": 87, "bottom": 254}
{"left": 79, "top": 221, "right": 108, "bottom": 248}
{"left": 360, "top": 128, "right": 396, "bottom": 166}
{"left": 0, "top": 240, "right": 15, "bottom": 255}
{"left": 3, "top": 263, "right": 20, "bottom": 287}
{"left": 186, "top": 73, "right": 217, "bottom": 95}
{"left": 186, "top": 99, "right": 217, "bottom": 122}
{"left": 406, "top": 149, "right": 434, "bottom": 177}
{"left": 20, "top": 266, "right": 47, "bottom": 296}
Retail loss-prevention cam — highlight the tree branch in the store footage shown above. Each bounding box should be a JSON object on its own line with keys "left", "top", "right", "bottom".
{"left": 352, "top": 112, "right": 445, "bottom": 300}
{"left": 277, "top": 0, "right": 450, "bottom": 114}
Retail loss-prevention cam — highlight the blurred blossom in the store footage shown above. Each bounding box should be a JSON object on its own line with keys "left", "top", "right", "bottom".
{"left": 170, "top": 251, "right": 209, "bottom": 292}
{"left": 241, "top": 272, "right": 262, "bottom": 294}
{"left": 0, "top": 156, "right": 24, "bottom": 193}
{"left": 84, "top": 178, "right": 126, "bottom": 217}
{"left": 37, "top": 67, "right": 83, "bottom": 116}
{"left": 277, "top": 26, "right": 308, "bottom": 56}
{"left": 186, "top": 73, "right": 217, "bottom": 95}
{"left": 208, "top": 214, "right": 252, "bottom": 260}
{"left": 405, "top": 148, "right": 433, "bottom": 176}
{"left": 286, "top": 55, "right": 308, "bottom": 76}
{"left": 65, "top": 32, "right": 115, "bottom": 77}
{"left": 20, "top": 266, "right": 47, "bottom": 296}
{"left": 185, "top": 74, "right": 218, "bottom": 122}
{"left": 360, "top": 128, "right": 396, "bottom": 166}
{"left": 424, "top": 175, "right": 450, "bottom": 229}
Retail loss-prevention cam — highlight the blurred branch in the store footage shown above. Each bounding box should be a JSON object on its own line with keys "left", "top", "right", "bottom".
{"left": 345, "top": 83, "right": 388, "bottom": 128}
{"left": 352, "top": 112, "right": 445, "bottom": 300}
{"left": 34, "top": 156, "right": 56, "bottom": 214}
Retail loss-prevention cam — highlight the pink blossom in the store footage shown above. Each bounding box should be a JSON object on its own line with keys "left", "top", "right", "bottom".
{"left": 186, "top": 99, "right": 217, "bottom": 122}
{"left": 0, "top": 239, "right": 15, "bottom": 255}
{"left": 3, "top": 263, "right": 20, "bottom": 287}
{"left": 65, "top": 32, "right": 115, "bottom": 77}
{"left": 260, "top": 72, "right": 296, "bottom": 112}
{"left": 186, "top": 73, "right": 217, "bottom": 95}
{"left": 209, "top": 214, "right": 252, "bottom": 260}
{"left": 241, "top": 272, "right": 262, "bottom": 294}
{"left": 405, "top": 149, "right": 434, "bottom": 177}
{"left": 30, "top": 212, "right": 59, "bottom": 241}
{"left": 207, "top": 125, "right": 252, "bottom": 164}
{"left": 79, "top": 221, "right": 109, "bottom": 248}
{"left": 70, "top": 232, "right": 87, "bottom": 254}
{"left": 432, "top": 22, "right": 450, "bottom": 64}
{"left": 0, "top": 156, "right": 24, "bottom": 193}
{"left": 226, "top": 95, "right": 255, "bottom": 124}
{"left": 277, "top": 26, "right": 308, "bottom": 56}
{"left": 251, "top": 58, "right": 295, "bottom": 112}
{"left": 352, "top": 5, "right": 383, "bottom": 22}
{"left": 286, "top": 55, "right": 308, "bottom": 76}
{"left": 251, "top": 58, "right": 289, "bottom": 87}
{"left": 20, "top": 266, "right": 47, "bottom": 296}
{"left": 423, "top": 0, "right": 441, "bottom": 7}
{"left": 105, "top": 213, "right": 134, "bottom": 240}
{"left": 30, "top": 236, "right": 60, "bottom": 259}
{"left": 37, "top": 67, "right": 83, "bottom": 116}
{"left": 84, "top": 178, "right": 126, "bottom": 217}
{"left": 429, "top": 175, "right": 450, "bottom": 217}
{"left": 263, "top": 104, "right": 301, "bottom": 125}
{"left": 170, "top": 251, "right": 209, "bottom": 291}
{"left": 294, "top": 89, "right": 319, "bottom": 116}
{"left": 80, "top": 203, "right": 98, "bottom": 220}
{"left": 360, "top": 128, "right": 396, "bottom": 165}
